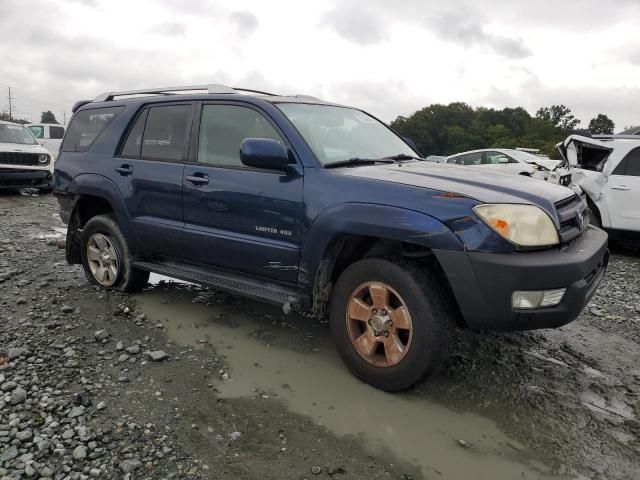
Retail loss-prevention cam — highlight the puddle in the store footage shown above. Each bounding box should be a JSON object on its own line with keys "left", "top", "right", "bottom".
{"left": 136, "top": 285, "right": 563, "bottom": 479}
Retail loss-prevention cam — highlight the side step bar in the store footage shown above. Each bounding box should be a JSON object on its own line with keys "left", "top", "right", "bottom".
{"left": 133, "top": 260, "right": 308, "bottom": 308}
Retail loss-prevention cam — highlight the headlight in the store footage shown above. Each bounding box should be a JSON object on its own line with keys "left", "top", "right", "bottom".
{"left": 38, "top": 154, "right": 49, "bottom": 164}
{"left": 473, "top": 204, "right": 559, "bottom": 247}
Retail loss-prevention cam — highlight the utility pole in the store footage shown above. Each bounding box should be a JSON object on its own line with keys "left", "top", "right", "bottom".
{"left": 63, "top": 110, "right": 67, "bottom": 126}
{"left": 7, "top": 87, "right": 13, "bottom": 121}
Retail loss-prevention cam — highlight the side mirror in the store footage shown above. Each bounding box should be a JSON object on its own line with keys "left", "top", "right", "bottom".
{"left": 240, "top": 138, "right": 293, "bottom": 170}
{"left": 497, "top": 156, "right": 509, "bottom": 164}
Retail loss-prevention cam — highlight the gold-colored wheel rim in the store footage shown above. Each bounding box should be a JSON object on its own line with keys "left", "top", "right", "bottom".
{"left": 345, "top": 282, "right": 413, "bottom": 367}
{"left": 87, "top": 233, "right": 119, "bottom": 287}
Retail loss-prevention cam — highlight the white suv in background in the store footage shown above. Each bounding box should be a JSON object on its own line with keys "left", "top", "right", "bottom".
{"left": 0, "top": 120, "right": 54, "bottom": 192}
{"left": 549, "top": 134, "right": 640, "bottom": 242}
{"left": 27, "top": 123, "right": 65, "bottom": 160}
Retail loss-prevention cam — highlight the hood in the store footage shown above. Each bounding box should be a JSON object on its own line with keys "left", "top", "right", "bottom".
{"left": 556, "top": 135, "right": 612, "bottom": 169}
{"left": 336, "top": 161, "right": 575, "bottom": 206}
{"left": 526, "top": 158, "right": 561, "bottom": 171}
{"left": 0, "top": 142, "right": 50, "bottom": 155}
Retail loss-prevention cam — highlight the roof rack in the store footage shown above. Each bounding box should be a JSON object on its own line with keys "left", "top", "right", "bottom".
{"left": 93, "top": 84, "right": 278, "bottom": 102}
{"left": 591, "top": 134, "right": 640, "bottom": 140}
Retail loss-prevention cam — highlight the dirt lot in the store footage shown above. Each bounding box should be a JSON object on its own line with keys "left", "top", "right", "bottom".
{"left": 1, "top": 192, "right": 639, "bottom": 480}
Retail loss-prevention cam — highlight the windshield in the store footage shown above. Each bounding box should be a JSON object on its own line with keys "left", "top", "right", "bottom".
{"left": 277, "top": 103, "right": 416, "bottom": 165}
{"left": 0, "top": 123, "right": 38, "bottom": 145}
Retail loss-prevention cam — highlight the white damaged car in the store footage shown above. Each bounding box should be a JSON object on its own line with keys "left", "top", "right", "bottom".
{"left": 0, "top": 120, "right": 54, "bottom": 192}
{"left": 445, "top": 148, "right": 560, "bottom": 179}
{"left": 548, "top": 134, "right": 640, "bottom": 242}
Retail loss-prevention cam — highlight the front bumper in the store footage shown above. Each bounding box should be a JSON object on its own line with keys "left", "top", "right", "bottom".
{"left": 434, "top": 226, "right": 609, "bottom": 331}
{"left": 0, "top": 169, "right": 52, "bottom": 190}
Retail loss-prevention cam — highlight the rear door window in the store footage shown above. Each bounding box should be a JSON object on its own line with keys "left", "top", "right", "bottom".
{"left": 462, "top": 152, "right": 483, "bottom": 165}
{"left": 120, "top": 110, "right": 149, "bottom": 158}
{"left": 140, "top": 105, "right": 192, "bottom": 162}
{"left": 62, "top": 107, "right": 124, "bottom": 152}
{"left": 621, "top": 147, "right": 640, "bottom": 176}
{"left": 29, "top": 125, "right": 44, "bottom": 139}
{"left": 49, "top": 126, "right": 65, "bottom": 139}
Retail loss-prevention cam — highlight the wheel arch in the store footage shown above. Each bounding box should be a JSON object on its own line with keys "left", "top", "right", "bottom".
{"left": 64, "top": 174, "right": 144, "bottom": 263}
{"left": 300, "top": 203, "right": 464, "bottom": 316}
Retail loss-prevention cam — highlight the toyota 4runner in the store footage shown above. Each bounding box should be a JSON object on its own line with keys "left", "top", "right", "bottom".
{"left": 54, "top": 84, "right": 609, "bottom": 391}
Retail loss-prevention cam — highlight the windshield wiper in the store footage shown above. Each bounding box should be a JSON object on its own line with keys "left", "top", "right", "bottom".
{"left": 324, "top": 157, "right": 397, "bottom": 169}
{"left": 383, "top": 153, "right": 423, "bottom": 161}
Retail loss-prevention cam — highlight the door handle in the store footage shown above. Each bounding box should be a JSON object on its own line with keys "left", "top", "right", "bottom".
{"left": 115, "top": 164, "right": 133, "bottom": 176}
{"left": 611, "top": 185, "right": 631, "bottom": 191}
{"left": 185, "top": 174, "right": 209, "bottom": 186}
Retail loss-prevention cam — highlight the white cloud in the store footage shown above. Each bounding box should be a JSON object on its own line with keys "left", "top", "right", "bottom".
{"left": 0, "top": 0, "right": 638, "bottom": 131}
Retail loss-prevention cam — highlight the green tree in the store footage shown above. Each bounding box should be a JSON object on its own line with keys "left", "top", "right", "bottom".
{"left": 0, "top": 112, "right": 29, "bottom": 124}
{"left": 40, "top": 110, "right": 59, "bottom": 124}
{"left": 587, "top": 114, "right": 615, "bottom": 134}
{"left": 535, "top": 105, "right": 580, "bottom": 131}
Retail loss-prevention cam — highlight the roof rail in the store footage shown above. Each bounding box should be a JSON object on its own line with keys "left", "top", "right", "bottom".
{"left": 93, "top": 84, "right": 245, "bottom": 102}
{"left": 592, "top": 134, "right": 640, "bottom": 140}
{"left": 231, "top": 87, "right": 277, "bottom": 96}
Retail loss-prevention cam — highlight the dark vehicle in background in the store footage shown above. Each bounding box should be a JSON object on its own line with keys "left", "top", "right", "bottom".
{"left": 54, "top": 85, "right": 608, "bottom": 391}
{"left": 0, "top": 120, "right": 54, "bottom": 191}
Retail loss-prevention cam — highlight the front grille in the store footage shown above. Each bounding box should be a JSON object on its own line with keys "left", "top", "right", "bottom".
{"left": 555, "top": 195, "right": 588, "bottom": 243}
{"left": 0, "top": 152, "right": 44, "bottom": 166}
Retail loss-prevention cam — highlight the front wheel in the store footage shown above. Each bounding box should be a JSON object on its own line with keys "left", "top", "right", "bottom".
{"left": 329, "top": 258, "right": 455, "bottom": 391}
{"left": 80, "top": 214, "right": 149, "bottom": 292}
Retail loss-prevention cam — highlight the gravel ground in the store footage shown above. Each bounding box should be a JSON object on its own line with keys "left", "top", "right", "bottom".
{"left": 1, "top": 192, "right": 639, "bottom": 480}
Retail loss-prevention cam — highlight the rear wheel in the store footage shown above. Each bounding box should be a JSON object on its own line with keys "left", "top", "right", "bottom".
{"left": 81, "top": 214, "right": 149, "bottom": 292}
{"left": 329, "top": 258, "right": 455, "bottom": 391}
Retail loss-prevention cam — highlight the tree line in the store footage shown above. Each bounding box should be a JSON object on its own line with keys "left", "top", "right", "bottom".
{"left": 0, "top": 110, "right": 59, "bottom": 125}
{"left": 390, "top": 103, "right": 615, "bottom": 159}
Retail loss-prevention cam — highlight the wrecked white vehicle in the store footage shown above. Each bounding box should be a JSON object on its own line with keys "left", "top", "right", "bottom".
{"left": 445, "top": 149, "right": 560, "bottom": 180}
{"left": 549, "top": 134, "right": 640, "bottom": 240}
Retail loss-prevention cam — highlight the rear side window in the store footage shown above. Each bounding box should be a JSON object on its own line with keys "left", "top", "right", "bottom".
{"left": 49, "top": 126, "right": 65, "bottom": 139}
{"left": 614, "top": 147, "right": 640, "bottom": 176}
{"left": 62, "top": 107, "right": 124, "bottom": 152}
{"left": 140, "top": 105, "right": 192, "bottom": 162}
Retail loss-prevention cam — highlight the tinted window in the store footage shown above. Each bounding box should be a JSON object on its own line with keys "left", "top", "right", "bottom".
{"left": 49, "top": 126, "right": 65, "bottom": 139}
{"left": 140, "top": 105, "right": 192, "bottom": 161}
{"left": 29, "top": 125, "right": 44, "bottom": 138}
{"left": 461, "top": 152, "right": 483, "bottom": 165}
{"left": 624, "top": 148, "right": 640, "bottom": 176}
{"left": 62, "top": 107, "right": 124, "bottom": 152}
{"left": 198, "top": 105, "right": 283, "bottom": 168}
{"left": 121, "top": 110, "right": 148, "bottom": 158}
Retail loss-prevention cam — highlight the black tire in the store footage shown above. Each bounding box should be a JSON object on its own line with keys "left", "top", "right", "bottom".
{"left": 80, "top": 214, "right": 149, "bottom": 292}
{"left": 329, "top": 258, "right": 455, "bottom": 391}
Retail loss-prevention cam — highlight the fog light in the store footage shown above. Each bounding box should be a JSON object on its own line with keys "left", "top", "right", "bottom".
{"left": 512, "top": 288, "right": 566, "bottom": 309}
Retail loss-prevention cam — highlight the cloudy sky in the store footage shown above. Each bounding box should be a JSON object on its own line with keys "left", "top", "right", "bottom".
{"left": 1, "top": 0, "right": 639, "bottom": 130}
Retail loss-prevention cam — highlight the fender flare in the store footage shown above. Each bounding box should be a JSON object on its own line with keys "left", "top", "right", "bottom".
{"left": 298, "top": 203, "right": 464, "bottom": 288}
{"left": 66, "top": 173, "right": 146, "bottom": 255}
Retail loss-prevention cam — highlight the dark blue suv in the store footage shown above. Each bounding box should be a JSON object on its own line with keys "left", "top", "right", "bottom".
{"left": 54, "top": 84, "right": 608, "bottom": 391}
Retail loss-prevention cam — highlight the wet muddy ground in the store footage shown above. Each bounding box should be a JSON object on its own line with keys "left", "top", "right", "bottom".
{"left": 1, "top": 192, "right": 639, "bottom": 479}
